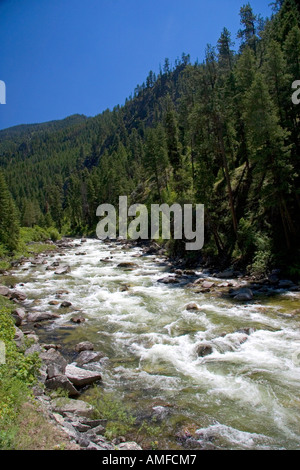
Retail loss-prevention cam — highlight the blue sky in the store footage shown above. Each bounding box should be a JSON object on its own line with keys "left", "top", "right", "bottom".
{"left": 0, "top": 0, "right": 272, "bottom": 130}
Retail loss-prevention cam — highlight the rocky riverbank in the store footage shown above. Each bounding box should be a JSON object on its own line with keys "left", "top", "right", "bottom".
{"left": 0, "top": 237, "right": 143, "bottom": 451}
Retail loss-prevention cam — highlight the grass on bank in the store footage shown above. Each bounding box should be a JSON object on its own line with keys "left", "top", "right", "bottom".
{"left": 0, "top": 225, "right": 61, "bottom": 271}
{"left": 84, "top": 387, "right": 163, "bottom": 449}
{"left": 0, "top": 295, "right": 41, "bottom": 449}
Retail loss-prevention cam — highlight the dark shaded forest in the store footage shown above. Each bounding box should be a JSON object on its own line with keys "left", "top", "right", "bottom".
{"left": 0, "top": 0, "right": 299, "bottom": 277}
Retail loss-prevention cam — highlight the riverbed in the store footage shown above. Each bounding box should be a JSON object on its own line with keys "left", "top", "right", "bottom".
{"left": 12, "top": 239, "right": 300, "bottom": 450}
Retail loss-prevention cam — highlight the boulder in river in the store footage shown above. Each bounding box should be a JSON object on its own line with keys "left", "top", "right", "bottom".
{"left": 27, "top": 311, "right": 60, "bottom": 322}
{"left": 65, "top": 364, "right": 102, "bottom": 387}
{"left": 56, "top": 289, "right": 70, "bottom": 295}
{"left": 158, "top": 277, "right": 180, "bottom": 284}
{"left": 233, "top": 288, "right": 253, "bottom": 301}
{"left": 196, "top": 344, "right": 213, "bottom": 357}
{"left": 71, "top": 315, "right": 86, "bottom": 324}
{"left": 201, "top": 281, "right": 215, "bottom": 289}
{"left": 60, "top": 301, "right": 72, "bottom": 308}
{"left": 117, "top": 262, "right": 138, "bottom": 269}
{"left": 54, "top": 265, "right": 71, "bottom": 275}
{"left": 185, "top": 302, "right": 201, "bottom": 311}
{"left": 74, "top": 341, "right": 94, "bottom": 353}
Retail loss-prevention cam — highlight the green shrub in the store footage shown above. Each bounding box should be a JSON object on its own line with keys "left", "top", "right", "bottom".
{"left": 0, "top": 304, "right": 41, "bottom": 449}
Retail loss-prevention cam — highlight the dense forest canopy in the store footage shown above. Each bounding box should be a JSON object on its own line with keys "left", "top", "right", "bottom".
{"left": 0, "top": 0, "right": 299, "bottom": 277}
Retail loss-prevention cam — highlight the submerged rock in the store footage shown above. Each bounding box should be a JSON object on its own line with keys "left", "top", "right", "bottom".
{"left": 196, "top": 344, "right": 213, "bottom": 357}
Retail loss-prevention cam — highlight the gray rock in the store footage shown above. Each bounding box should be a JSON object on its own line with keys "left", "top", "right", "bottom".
{"left": 54, "top": 265, "right": 71, "bottom": 275}
{"left": 202, "top": 281, "right": 215, "bottom": 289}
{"left": 217, "top": 269, "right": 235, "bottom": 279}
{"left": 12, "top": 308, "right": 26, "bottom": 325}
{"left": 10, "top": 290, "right": 27, "bottom": 301}
{"left": 229, "top": 287, "right": 253, "bottom": 301}
{"left": 76, "top": 350, "right": 104, "bottom": 367}
{"left": 27, "top": 311, "right": 60, "bottom": 322}
{"left": 0, "top": 285, "right": 10, "bottom": 297}
{"left": 40, "top": 348, "right": 68, "bottom": 377}
{"left": 233, "top": 288, "right": 253, "bottom": 301}
{"left": 14, "top": 326, "right": 25, "bottom": 349}
{"left": 117, "top": 442, "right": 143, "bottom": 450}
{"left": 25, "top": 343, "right": 42, "bottom": 356}
{"left": 45, "top": 375, "right": 80, "bottom": 397}
{"left": 77, "top": 437, "right": 90, "bottom": 448}
{"left": 75, "top": 341, "right": 94, "bottom": 353}
{"left": 152, "top": 406, "right": 170, "bottom": 421}
{"left": 71, "top": 315, "right": 85, "bottom": 324}
{"left": 85, "top": 424, "right": 106, "bottom": 438}
{"left": 70, "top": 421, "right": 91, "bottom": 433}
{"left": 117, "top": 262, "right": 138, "bottom": 269}
{"left": 185, "top": 302, "right": 201, "bottom": 311}
{"left": 60, "top": 421, "right": 80, "bottom": 440}
{"left": 65, "top": 364, "right": 102, "bottom": 387}
{"left": 158, "top": 277, "right": 180, "bottom": 284}
{"left": 60, "top": 301, "right": 72, "bottom": 308}
{"left": 51, "top": 398, "right": 94, "bottom": 418}
{"left": 80, "top": 418, "right": 108, "bottom": 429}
{"left": 196, "top": 344, "right": 213, "bottom": 357}
{"left": 25, "top": 333, "right": 39, "bottom": 343}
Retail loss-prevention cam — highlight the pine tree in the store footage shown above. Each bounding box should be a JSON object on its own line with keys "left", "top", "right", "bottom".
{"left": 0, "top": 171, "right": 19, "bottom": 251}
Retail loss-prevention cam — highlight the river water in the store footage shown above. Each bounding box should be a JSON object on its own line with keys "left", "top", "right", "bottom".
{"left": 14, "top": 239, "right": 300, "bottom": 450}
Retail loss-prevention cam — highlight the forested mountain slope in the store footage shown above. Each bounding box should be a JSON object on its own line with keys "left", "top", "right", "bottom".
{"left": 0, "top": 0, "right": 299, "bottom": 277}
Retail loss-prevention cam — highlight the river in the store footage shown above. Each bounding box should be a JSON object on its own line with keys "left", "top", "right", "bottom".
{"left": 13, "top": 239, "right": 300, "bottom": 450}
